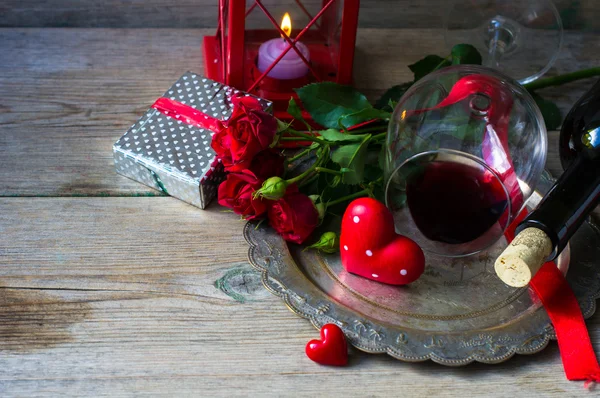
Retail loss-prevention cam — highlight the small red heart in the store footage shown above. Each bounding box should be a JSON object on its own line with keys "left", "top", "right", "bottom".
{"left": 305, "top": 324, "right": 348, "bottom": 366}
{"left": 340, "top": 198, "right": 425, "bottom": 285}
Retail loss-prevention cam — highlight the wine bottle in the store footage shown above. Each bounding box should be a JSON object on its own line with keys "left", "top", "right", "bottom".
{"left": 495, "top": 80, "right": 600, "bottom": 287}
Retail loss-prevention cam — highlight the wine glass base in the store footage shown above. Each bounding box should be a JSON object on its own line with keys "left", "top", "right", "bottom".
{"left": 484, "top": 16, "right": 521, "bottom": 58}
{"left": 444, "top": 0, "right": 564, "bottom": 84}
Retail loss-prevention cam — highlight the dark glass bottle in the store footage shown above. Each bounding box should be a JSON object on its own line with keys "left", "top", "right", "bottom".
{"left": 516, "top": 80, "right": 600, "bottom": 259}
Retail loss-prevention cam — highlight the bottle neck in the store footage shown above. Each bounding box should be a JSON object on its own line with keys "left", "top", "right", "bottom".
{"left": 560, "top": 79, "right": 600, "bottom": 169}
{"left": 517, "top": 153, "right": 600, "bottom": 259}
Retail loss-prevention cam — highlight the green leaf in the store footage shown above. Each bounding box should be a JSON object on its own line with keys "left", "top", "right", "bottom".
{"left": 330, "top": 135, "right": 371, "bottom": 185}
{"left": 320, "top": 129, "right": 368, "bottom": 142}
{"left": 296, "top": 82, "right": 372, "bottom": 129}
{"left": 531, "top": 92, "right": 562, "bottom": 130}
{"left": 408, "top": 55, "right": 450, "bottom": 81}
{"left": 339, "top": 107, "right": 392, "bottom": 129}
{"left": 450, "top": 44, "right": 482, "bottom": 65}
{"left": 375, "top": 82, "right": 413, "bottom": 110}
{"left": 287, "top": 98, "right": 311, "bottom": 131}
{"left": 276, "top": 119, "right": 292, "bottom": 133}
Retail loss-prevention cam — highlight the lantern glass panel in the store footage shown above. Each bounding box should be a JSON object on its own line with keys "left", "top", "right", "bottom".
{"left": 203, "top": 0, "right": 357, "bottom": 121}
{"left": 243, "top": 1, "right": 344, "bottom": 92}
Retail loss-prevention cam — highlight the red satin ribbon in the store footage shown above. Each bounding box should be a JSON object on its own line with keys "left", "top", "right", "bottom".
{"left": 153, "top": 91, "right": 600, "bottom": 385}
{"left": 420, "top": 75, "right": 599, "bottom": 384}
{"left": 148, "top": 96, "right": 227, "bottom": 183}
{"left": 151, "top": 97, "right": 225, "bottom": 133}
{"left": 505, "top": 211, "right": 600, "bottom": 386}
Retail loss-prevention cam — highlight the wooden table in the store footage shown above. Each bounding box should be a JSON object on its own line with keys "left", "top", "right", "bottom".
{"left": 1, "top": 28, "right": 599, "bottom": 396}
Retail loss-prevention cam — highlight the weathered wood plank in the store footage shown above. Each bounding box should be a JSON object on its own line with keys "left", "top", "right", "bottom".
{"left": 0, "top": 197, "right": 597, "bottom": 396}
{"left": 0, "top": 29, "right": 210, "bottom": 196}
{"left": 0, "top": 0, "right": 448, "bottom": 29}
{"left": 1, "top": 28, "right": 598, "bottom": 197}
{"left": 0, "top": 0, "right": 595, "bottom": 30}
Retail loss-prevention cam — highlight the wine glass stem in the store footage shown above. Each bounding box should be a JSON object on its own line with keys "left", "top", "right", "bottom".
{"left": 485, "top": 17, "right": 518, "bottom": 69}
{"left": 487, "top": 28, "right": 505, "bottom": 68}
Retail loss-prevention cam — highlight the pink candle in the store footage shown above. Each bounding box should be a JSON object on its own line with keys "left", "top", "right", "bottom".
{"left": 257, "top": 13, "right": 311, "bottom": 80}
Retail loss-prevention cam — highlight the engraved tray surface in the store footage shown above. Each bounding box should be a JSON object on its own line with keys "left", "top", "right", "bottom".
{"left": 245, "top": 173, "right": 600, "bottom": 365}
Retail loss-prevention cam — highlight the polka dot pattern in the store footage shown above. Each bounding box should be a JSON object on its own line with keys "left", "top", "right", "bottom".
{"left": 114, "top": 72, "right": 272, "bottom": 209}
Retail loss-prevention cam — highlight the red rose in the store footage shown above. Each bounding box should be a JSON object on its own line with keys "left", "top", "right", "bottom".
{"left": 268, "top": 188, "right": 319, "bottom": 244}
{"left": 249, "top": 150, "right": 285, "bottom": 180}
{"left": 211, "top": 96, "right": 277, "bottom": 173}
{"left": 218, "top": 170, "right": 269, "bottom": 220}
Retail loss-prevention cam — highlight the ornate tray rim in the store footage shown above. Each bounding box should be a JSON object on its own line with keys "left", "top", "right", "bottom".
{"left": 245, "top": 219, "right": 600, "bottom": 366}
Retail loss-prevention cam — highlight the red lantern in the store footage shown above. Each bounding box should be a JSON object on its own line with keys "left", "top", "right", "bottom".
{"left": 203, "top": 0, "right": 360, "bottom": 120}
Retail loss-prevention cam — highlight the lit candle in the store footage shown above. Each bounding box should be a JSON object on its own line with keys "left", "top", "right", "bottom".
{"left": 257, "top": 13, "right": 311, "bottom": 80}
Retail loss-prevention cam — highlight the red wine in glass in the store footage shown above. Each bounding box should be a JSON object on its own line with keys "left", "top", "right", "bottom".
{"left": 406, "top": 160, "right": 510, "bottom": 244}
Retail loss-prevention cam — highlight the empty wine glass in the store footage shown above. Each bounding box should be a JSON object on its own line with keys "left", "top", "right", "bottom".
{"left": 385, "top": 65, "right": 547, "bottom": 257}
{"left": 444, "top": 0, "right": 563, "bottom": 84}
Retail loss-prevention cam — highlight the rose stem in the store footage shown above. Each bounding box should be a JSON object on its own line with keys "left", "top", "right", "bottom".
{"left": 372, "top": 132, "right": 387, "bottom": 141}
{"left": 327, "top": 188, "right": 370, "bottom": 206}
{"left": 523, "top": 67, "right": 600, "bottom": 91}
{"left": 286, "top": 148, "right": 328, "bottom": 185}
{"left": 286, "top": 129, "right": 328, "bottom": 145}
{"left": 314, "top": 167, "right": 342, "bottom": 175}
{"left": 288, "top": 147, "right": 313, "bottom": 163}
{"left": 298, "top": 174, "right": 319, "bottom": 188}
{"left": 346, "top": 125, "right": 388, "bottom": 135}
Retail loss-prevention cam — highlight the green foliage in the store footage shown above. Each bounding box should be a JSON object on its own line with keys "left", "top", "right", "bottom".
{"left": 295, "top": 82, "right": 372, "bottom": 129}
{"left": 338, "top": 107, "right": 392, "bottom": 129}
{"left": 450, "top": 44, "right": 482, "bottom": 65}
{"left": 319, "top": 129, "right": 368, "bottom": 142}
{"left": 374, "top": 82, "right": 413, "bottom": 110}
{"left": 376, "top": 44, "right": 484, "bottom": 108}
{"left": 408, "top": 55, "right": 450, "bottom": 81}
{"left": 287, "top": 98, "right": 311, "bottom": 131}
{"left": 278, "top": 42, "right": 575, "bottom": 235}
{"left": 330, "top": 135, "right": 371, "bottom": 185}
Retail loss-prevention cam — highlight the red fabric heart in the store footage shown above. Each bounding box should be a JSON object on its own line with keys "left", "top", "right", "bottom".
{"left": 340, "top": 198, "right": 425, "bottom": 285}
{"left": 305, "top": 324, "right": 348, "bottom": 366}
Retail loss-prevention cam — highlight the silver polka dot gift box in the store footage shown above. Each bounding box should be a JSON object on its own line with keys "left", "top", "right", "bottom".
{"left": 113, "top": 72, "right": 272, "bottom": 209}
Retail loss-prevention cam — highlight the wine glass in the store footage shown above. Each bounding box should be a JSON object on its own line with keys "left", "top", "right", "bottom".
{"left": 384, "top": 65, "right": 547, "bottom": 257}
{"left": 444, "top": 0, "right": 564, "bottom": 85}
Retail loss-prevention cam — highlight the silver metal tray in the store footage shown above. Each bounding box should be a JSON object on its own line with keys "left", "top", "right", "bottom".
{"left": 245, "top": 172, "right": 600, "bottom": 365}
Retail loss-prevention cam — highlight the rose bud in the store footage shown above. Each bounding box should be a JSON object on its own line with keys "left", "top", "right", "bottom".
{"left": 307, "top": 232, "right": 339, "bottom": 254}
{"left": 253, "top": 176, "right": 289, "bottom": 201}
{"left": 309, "top": 195, "right": 326, "bottom": 221}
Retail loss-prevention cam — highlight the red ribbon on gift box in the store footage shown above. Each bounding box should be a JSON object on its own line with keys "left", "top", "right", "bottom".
{"left": 150, "top": 97, "right": 227, "bottom": 183}
{"left": 152, "top": 97, "right": 226, "bottom": 133}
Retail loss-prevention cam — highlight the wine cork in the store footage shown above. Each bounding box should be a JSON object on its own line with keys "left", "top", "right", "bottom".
{"left": 494, "top": 228, "right": 553, "bottom": 287}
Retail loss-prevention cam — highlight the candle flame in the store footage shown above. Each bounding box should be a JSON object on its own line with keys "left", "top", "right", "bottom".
{"left": 281, "top": 13, "right": 292, "bottom": 38}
